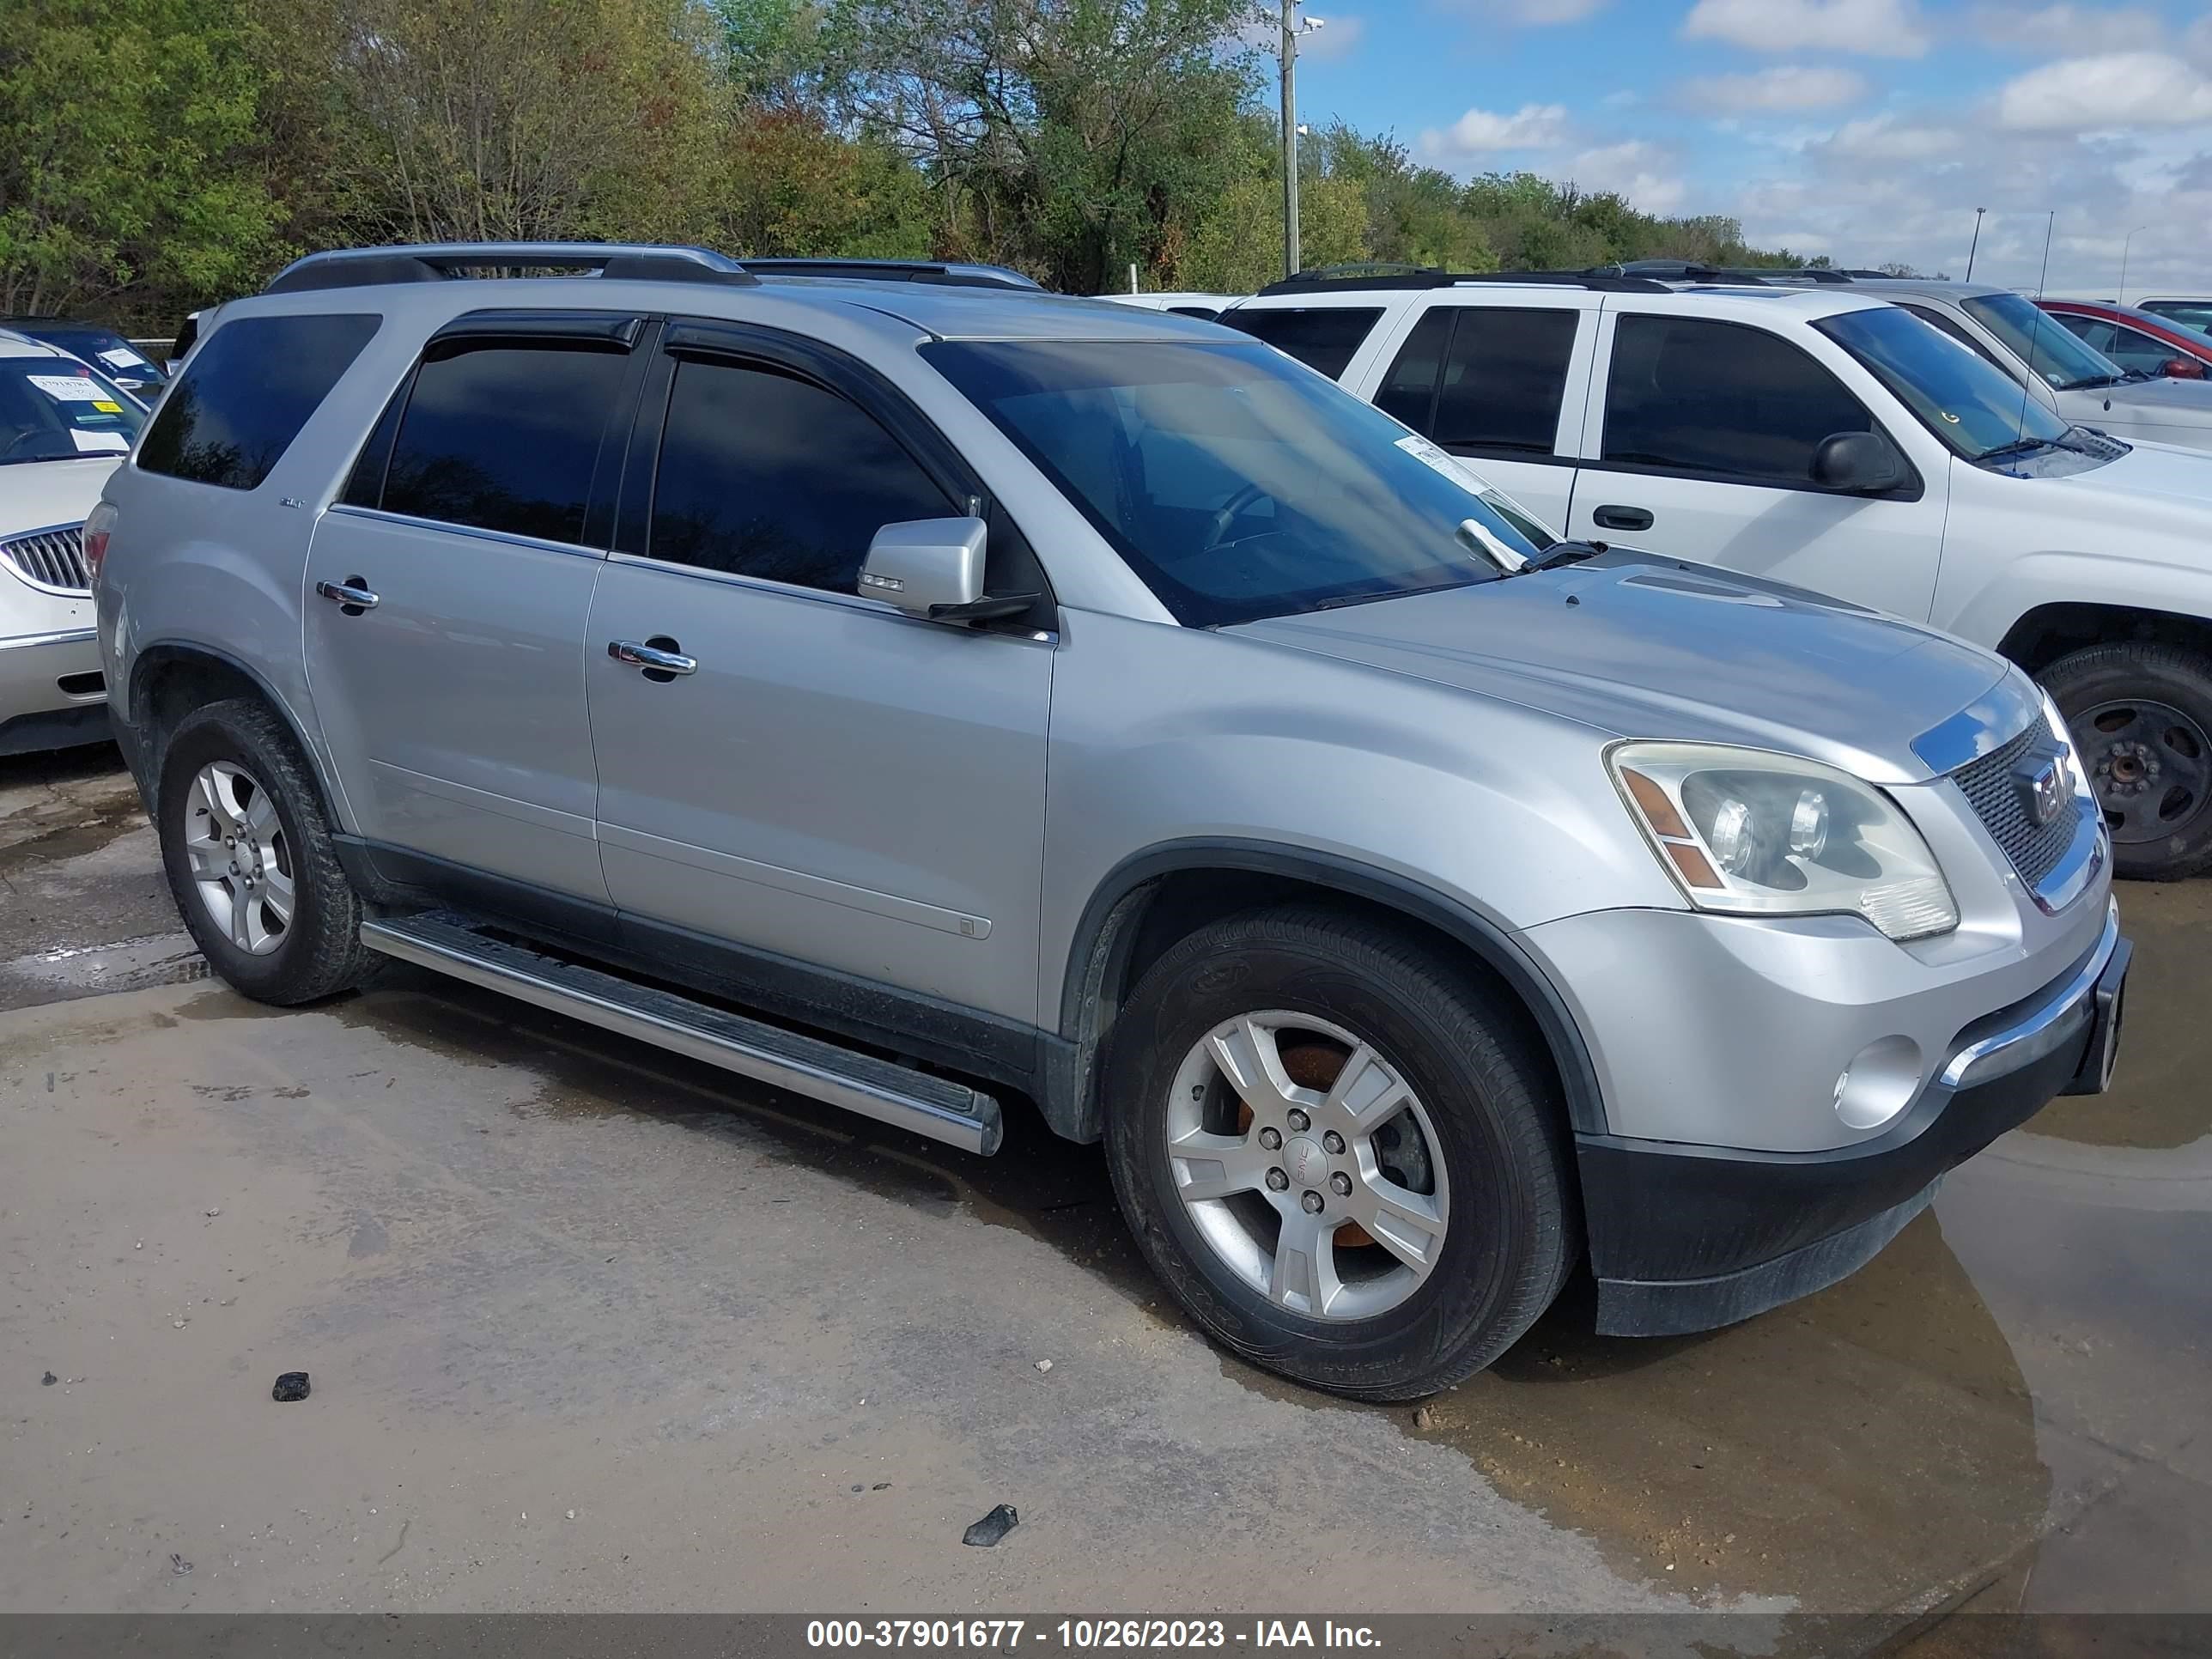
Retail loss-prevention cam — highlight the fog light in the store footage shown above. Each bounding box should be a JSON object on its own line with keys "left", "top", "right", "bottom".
{"left": 1832, "top": 1035, "right": 1924, "bottom": 1132}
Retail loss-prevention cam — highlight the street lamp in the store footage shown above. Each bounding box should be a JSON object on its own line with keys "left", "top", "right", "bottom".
{"left": 1279, "top": 3, "right": 1324, "bottom": 280}
{"left": 1964, "top": 207, "right": 1986, "bottom": 281}
{"left": 2118, "top": 224, "right": 2153, "bottom": 307}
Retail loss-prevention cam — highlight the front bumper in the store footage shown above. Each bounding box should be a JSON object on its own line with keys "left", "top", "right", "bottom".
{"left": 1577, "top": 902, "right": 2129, "bottom": 1335}
{"left": 0, "top": 628, "right": 109, "bottom": 757}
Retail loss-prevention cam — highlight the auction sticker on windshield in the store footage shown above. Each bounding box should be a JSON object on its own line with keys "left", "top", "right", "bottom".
{"left": 1395, "top": 433, "right": 1487, "bottom": 495}
{"left": 28, "top": 374, "right": 105, "bottom": 402}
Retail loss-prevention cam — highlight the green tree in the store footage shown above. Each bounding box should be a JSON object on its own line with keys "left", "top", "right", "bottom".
{"left": 0, "top": 0, "right": 279, "bottom": 317}
{"left": 823, "top": 0, "right": 1261, "bottom": 291}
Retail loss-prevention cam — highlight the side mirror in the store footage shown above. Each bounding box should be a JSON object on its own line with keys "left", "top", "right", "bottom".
{"left": 1811, "top": 431, "right": 1905, "bottom": 495}
{"left": 2164, "top": 356, "right": 2205, "bottom": 380}
{"left": 859, "top": 516, "right": 996, "bottom": 620}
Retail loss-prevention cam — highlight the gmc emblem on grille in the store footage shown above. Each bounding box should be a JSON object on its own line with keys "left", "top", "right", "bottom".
{"left": 2021, "top": 758, "right": 2068, "bottom": 827}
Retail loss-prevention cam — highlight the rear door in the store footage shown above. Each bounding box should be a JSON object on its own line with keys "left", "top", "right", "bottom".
{"left": 582, "top": 321, "right": 1054, "bottom": 1024}
{"left": 304, "top": 313, "right": 646, "bottom": 909}
{"left": 1358, "top": 295, "right": 1596, "bottom": 531}
{"left": 1564, "top": 307, "right": 1946, "bottom": 622}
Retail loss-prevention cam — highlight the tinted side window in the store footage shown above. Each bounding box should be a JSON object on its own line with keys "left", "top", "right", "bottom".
{"left": 2102, "top": 324, "right": 2178, "bottom": 373}
{"left": 1431, "top": 307, "right": 1579, "bottom": 456}
{"left": 137, "top": 313, "right": 380, "bottom": 490}
{"left": 382, "top": 344, "right": 628, "bottom": 544}
{"left": 1374, "top": 309, "right": 1453, "bottom": 432}
{"left": 1218, "top": 307, "right": 1383, "bottom": 380}
{"left": 1602, "top": 315, "right": 1873, "bottom": 486}
{"left": 648, "top": 357, "right": 954, "bottom": 593}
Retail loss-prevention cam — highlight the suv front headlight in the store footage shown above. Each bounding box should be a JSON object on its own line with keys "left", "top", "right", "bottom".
{"left": 1608, "top": 742, "right": 1960, "bottom": 941}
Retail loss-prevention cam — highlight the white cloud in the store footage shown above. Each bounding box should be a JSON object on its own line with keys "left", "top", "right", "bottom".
{"left": 1419, "top": 102, "right": 1572, "bottom": 156}
{"left": 1446, "top": 0, "right": 1610, "bottom": 22}
{"left": 1681, "top": 0, "right": 1929, "bottom": 58}
{"left": 1296, "top": 14, "right": 1364, "bottom": 61}
{"left": 1679, "top": 65, "right": 1870, "bottom": 113}
{"left": 1965, "top": 5, "right": 2166, "bottom": 55}
{"left": 1563, "top": 140, "right": 1687, "bottom": 213}
{"left": 1996, "top": 52, "right": 2212, "bottom": 131}
{"left": 1820, "top": 112, "right": 1964, "bottom": 161}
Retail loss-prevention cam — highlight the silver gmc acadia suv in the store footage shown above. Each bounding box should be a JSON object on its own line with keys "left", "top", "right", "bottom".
{"left": 90, "top": 244, "right": 2130, "bottom": 1399}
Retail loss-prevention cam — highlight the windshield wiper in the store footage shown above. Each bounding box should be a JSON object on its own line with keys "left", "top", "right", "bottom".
{"left": 1506, "top": 538, "right": 1607, "bottom": 575}
{"left": 1974, "top": 434, "right": 2065, "bottom": 465}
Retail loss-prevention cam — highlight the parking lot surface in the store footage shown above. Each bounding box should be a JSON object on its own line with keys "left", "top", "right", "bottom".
{"left": 3, "top": 748, "right": 2207, "bottom": 1633}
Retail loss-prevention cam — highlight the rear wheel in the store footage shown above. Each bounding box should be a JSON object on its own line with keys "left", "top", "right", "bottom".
{"left": 2041, "top": 643, "right": 2212, "bottom": 882}
{"left": 1101, "top": 905, "right": 1575, "bottom": 1400}
{"left": 156, "top": 699, "right": 382, "bottom": 1003}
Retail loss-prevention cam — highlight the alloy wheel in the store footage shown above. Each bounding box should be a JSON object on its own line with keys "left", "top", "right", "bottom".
{"left": 1164, "top": 1011, "right": 1449, "bottom": 1322}
{"left": 182, "top": 761, "right": 295, "bottom": 956}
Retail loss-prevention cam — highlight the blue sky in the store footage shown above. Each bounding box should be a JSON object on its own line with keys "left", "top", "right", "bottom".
{"left": 1284, "top": 0, "right": 2212, "bottom": 295}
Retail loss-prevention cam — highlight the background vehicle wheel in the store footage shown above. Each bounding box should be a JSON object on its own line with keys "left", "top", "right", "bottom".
{"left": 1101, "top": 905, "right": 1576, "bottom": 1400}
{"left": 156, "top": 698, "right": 381, "bottom": 1004}
{"left": 2042, "top": 643, "right": 2212, "bottom": 882}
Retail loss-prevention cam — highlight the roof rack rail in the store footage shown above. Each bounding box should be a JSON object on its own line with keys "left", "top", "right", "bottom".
{"left": 742, "top": 258, "right": 1042, "bottom": 291}
{"left": 262, "top": 242, "right": 757, "bottom": 295}
{"left": 1255, "top": 264, "right": 1670, "bottom": 297}
{"left": 1601, "top": 259, "right": 1856, "bottom": 285}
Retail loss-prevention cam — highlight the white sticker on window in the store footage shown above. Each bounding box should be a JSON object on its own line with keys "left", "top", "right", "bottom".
{"left": 28, "top": 374, "right": 104, "bottom": 401}
{"left": 70, "top": 429, "right": 130, "bottom": 453}
{"left": 1395, "top": 433, "right": 1488, "bottom": 496}
{"left": 98, "top": 347, "right": 150, "bottom": 369}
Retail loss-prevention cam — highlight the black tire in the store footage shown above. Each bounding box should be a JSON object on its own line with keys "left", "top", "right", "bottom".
{"left": 1100, "top": 904, "right": 1577, "bottom": 1400}
{"left": 2041, "top": 643, "right": 2212, "bottom": 882}
{"left": 155, "top": 698, "right": 382, "bottom": 1004}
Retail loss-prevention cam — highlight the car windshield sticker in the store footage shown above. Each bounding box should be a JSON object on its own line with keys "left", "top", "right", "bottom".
{"left": 70, "top": 429, "right": 131, "bottom": 453}
{"left": 93, "top": 399, "right": 123, "bottom": 414}
{"left": 28, "top": 374, "right": 102, "bottom": 401}
{"left": 1395, "top": 433, "right": 1487, "bottom": 496}
{"left": 97, "top": 347, "right": 149, "bottom": 369}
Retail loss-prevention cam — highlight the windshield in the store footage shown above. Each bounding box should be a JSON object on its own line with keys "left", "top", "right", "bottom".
{"left": 31, "top": 327, "right": 159, "bottom": 381}
{"left": 1817, "top": 306, "right": 2073, "bottom": 462}
{"left": 925, "top": 338, "right": 1541, "bottom": 625}
{"left": 0, "top": 357, "right": 145, "bottom": 465}
{"left": 1961, "top": 291, "right": 2123, "bottom": 390}
{"left": 2143, "top": 301, "right": 2212, "bottom": 338}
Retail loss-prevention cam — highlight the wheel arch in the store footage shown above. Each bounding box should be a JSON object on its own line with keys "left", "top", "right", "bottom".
{"left": 125, "top": 641, "right": 351, "bottom": 833}
{"left": 1048, "top": 839, "right": 1607, "bottom": 1145}
{"left": 1997, "top": 602, "right": 2212, "bottom": 677}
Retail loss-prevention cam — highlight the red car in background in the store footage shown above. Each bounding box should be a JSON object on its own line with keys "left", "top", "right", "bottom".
{"left": 2036, "top": 298, "right": 2212, "bottom": 380}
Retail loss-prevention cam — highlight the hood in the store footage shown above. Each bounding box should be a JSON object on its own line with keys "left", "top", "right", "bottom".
{"left": 0, "top": 456, "right": 121, "bottom": 537}
{"left": 1228, "top": 556, "right": 2024, "bottom": 785}
{"left": 2075, "top": 374, "right": 2212, "bottom": 429}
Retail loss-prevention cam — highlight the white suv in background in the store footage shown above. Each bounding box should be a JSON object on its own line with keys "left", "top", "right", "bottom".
{"left": 1, "top": 330, "right": 143, "bottom": 755}
{"left": 1224, "top": 270, "right": 2212, "bottom": 879}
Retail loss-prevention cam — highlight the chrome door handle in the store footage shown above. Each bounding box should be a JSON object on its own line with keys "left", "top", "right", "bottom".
{"left": 315, "top": 577, "right": 380, "bottom": 612}
{"left": 608, "top": 639, "right": 697, "bottom": 677}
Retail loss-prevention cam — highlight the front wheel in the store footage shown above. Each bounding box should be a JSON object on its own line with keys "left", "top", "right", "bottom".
{"left": 2042, "top": 643, "right": 2212, "bottom": 882}
{"left": 1100, "top": 905, "right": 1576, "bottom": 1400}
{"left": 155, "top": 698, "right": 382, "bottom": 1003}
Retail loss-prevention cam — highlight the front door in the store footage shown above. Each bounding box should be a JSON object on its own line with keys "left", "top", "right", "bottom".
{"left": 1563, "top": 309, "right": 1946, "bottom": 623}
{"left": 584, "top": 330, "right": 1053, "bottom": 1025}
{"left": 304, "top": 324, "right": 641, "bottom": 903}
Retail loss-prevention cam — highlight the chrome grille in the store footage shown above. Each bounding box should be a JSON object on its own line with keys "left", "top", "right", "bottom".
{"left": 1950, "top": 722, "right": 2076, "bottom": 890}
{"left": 0, "top": 523, "right": 89, "bottom": 592}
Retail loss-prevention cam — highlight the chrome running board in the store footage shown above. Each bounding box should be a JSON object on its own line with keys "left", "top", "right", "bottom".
{"left": 360, "top": 910, "right": 1003, "bottom": 1154}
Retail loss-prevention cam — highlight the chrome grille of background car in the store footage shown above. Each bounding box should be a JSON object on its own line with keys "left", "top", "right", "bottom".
{"left": 0, "top": 524, "right": 90, "bottom": 593}
{"left": 1950, "top": 723, "right": 2076, "bottom": 890}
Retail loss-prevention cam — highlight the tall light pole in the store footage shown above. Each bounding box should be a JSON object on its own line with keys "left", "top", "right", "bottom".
{"left": 2118, "top": 223, "right": 2152, "bottom": 306}
{"left": 1279, "top": 3, "right": 1323, "bottom": 280}
{"left": 1964, "top": 207, "right": 1986, "bottom": 281}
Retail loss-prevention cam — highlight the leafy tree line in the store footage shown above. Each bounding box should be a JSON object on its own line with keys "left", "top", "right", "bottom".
{"left": 2, "top": 0, "right": 1807, "bottom": 329}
